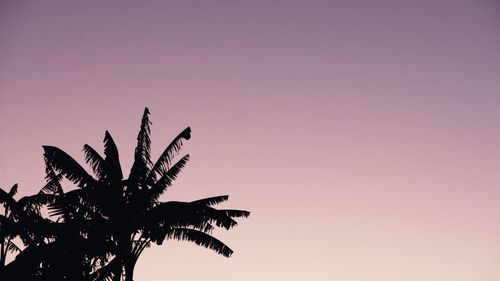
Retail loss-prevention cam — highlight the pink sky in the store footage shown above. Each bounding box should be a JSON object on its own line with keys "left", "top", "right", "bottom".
{"left": 1, "top": 1, "right": 500, "bottom": 280}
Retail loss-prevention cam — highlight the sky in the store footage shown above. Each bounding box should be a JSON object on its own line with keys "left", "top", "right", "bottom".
{"left": 1, "top": 1, "right": 500, "bottom": 280}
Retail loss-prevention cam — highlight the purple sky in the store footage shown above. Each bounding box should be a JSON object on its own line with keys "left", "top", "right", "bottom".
{"left": 1, "top": 1, "right": 500, "bottom": 280}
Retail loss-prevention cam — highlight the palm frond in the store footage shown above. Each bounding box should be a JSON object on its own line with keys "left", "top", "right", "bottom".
{"left": 83, "top": 144, "right": 105, "bottom": 180}
{"left": 47, "top": 189, "right": 95, "bottom": 220}
{"left": 40, "top": 162, "right": 63, "bottom": 195}
{"left": 18, "top": 193, "right": 56, "bottom": 214}
{"left": 0, "top": 187, "right": 17, "bottom": 209}
{"left": 129, "top": 108, "right": 152, "bottom": 191}
{"left": 8, "top": 184, "right": 18, "bottom": 197}
{"left": 43, "top": 145, "right": 99, "bottom": 190}
{"left": 164, "top": 228, "right": 233, "bottom": 257}
{"left": 145, "top": 201, "right": 237, "bottom": 231}
{"left": 2, "top": 182, "right": 57, "bottom": 216}
{"left": 219, "top": 209, "right": 251, "bottom": 218}
{"left": 147, "top": 127, "right": 191, "bottom": 184}
{"left": 147, "top": 155, "right": 190, "bottom": 202}
{"left": 192, "top": 195, "right": 229, "bottom": 206}
{"left": 103, "top": 131, "right": 123, "bottom": 184}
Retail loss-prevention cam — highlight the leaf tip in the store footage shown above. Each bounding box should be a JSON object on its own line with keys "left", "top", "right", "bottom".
{"left": 183, "top": 127, "right": 192, "bottom": 140}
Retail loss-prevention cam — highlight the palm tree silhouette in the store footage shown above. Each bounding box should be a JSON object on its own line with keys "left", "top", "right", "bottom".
{"left": 0, "top": 184, "right": 21, "bottom": 268}
{"left": 0, "top": 183, "right": 65, "bottom": 280}
{"left": 41, "top": 107, "right": 249, "bottom": 281}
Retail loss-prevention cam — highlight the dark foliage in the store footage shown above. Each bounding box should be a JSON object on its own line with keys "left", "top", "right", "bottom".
{"left": 0, "top": 108, "right": 249, "bottom": 281}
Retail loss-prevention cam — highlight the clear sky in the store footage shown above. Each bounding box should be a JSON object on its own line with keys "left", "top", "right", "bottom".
{"left": 1, "top": 1, "right": 500, "bottom": 280}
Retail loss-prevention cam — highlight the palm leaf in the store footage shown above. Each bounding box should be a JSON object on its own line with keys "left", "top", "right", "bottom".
{"left": 192, "top": 195, "right": 229, "bottom": 206}
{"left": 147, "top": 155, "right": 190, "bottom": 203}
{"left": 129, "top": 108, "right": 152, "bottom": 191}
{"left": 103, "top": 131, "right": 123, "bottom": 184}
{"left": 0, "top": 187, "right": 17, "bottom": 210}
{"left": 43, "top": 145, "right": 99, "bottom": 190}
{"left": 8, "top": 184, "right": 18, "bottom": 197}
{"left": 40, "top": 162, "right": 63, "bottom": 195}
{"left": 47, "top": 189, "right": 94, "bottom": 219}
{"left": 145, "top": 201, "right": 237, "bottom": 231}
{"left": 18, "top": 193, "right": 56, "bottom": 214}
{"left": 219, "top": 209, "right": 251, "bottom": 218}
{"left": 147, "top": 127, "right": 191, "bottom": 184}
{"left": 164, "top": 228, "right": 233, "bottom": 257}
{"left": 83, "top": 144, "right": 105, "bottom": 180}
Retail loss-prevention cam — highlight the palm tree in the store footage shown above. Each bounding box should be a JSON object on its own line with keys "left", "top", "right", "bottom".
{"left": 0, "top": 184, "right": 21, "bottom": 268}
{"left": 0, "top": 183, "right": 58, "bottom": 267}
{"left": 43, "top": 107, "right": 249, "bottom": 281}
{"left": 0, "top": 183, "right": 63, "bottom": 280}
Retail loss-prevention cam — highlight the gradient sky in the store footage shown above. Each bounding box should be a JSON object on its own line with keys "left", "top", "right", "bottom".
{"left": 1, "top": 1, "right": 500, "bottom": 280}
